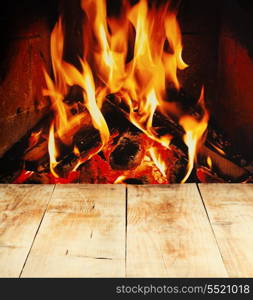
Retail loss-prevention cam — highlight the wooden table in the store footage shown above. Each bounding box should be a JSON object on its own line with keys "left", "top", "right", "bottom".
{"left": 0, "top": 184, "right": 252, "bottom": 277}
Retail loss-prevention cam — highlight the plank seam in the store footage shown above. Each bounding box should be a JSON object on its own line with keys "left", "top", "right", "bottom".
{"left": 19, "top": 184, "right": 56, "bottom": 278}
{"left": 125, "top": 184, "right": 128, "bottom": 278}
{"left": 196, "top": 183, "right": 229, "bottom": 277}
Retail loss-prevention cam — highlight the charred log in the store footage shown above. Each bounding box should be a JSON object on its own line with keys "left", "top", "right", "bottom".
{"left": 63, "top": 85, "right": 84, "bottom": 105}
{"left": 73, "top": 126, "right": 101, "bottom": 154}
{"left": 165, "top": 145, "right": 188, "bottom": 183}
{"left": 109, "top": 132, "right": 147, "bottom": 170}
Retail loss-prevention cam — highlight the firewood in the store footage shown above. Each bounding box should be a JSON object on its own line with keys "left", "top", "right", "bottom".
{"left": 109, "top": 132, "right": 148, "bottom": 170}
{"left": 104, "top": 93, "right": 185, "bottom": 138}
{"left": 63, "top": 85, "right": 84, "bottom": 105}
{"left": 23, "top": 139, "right": 48, "bottom": 162}
{"left": 165, "top": 145, "right": 188, "bottom": 183}
{"left": 199, "top": 144, "right": 249, "bottom": 181}
{"left": 53, "top": 126, "right": 102, "bottom": 177}
{"left": 196, "top": 167, "right": 226, "bottom": 183}
{"left": 22, "top": 94, "right": 128, "bottom": 166}
{"left": 21, "top": 90, "right": 192, "bottom": 181}
{"left": 73, "top": 126, "right": 101, "bottom": 154}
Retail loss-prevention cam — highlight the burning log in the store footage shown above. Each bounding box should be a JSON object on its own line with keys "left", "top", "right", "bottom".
{"left": 23, "top": 95, "right": 130, "bottom": 166}
{"left": 23, "top": 139, "right": 48, "bottom": 165}
{"left": 73, "top": 126, "right": 101, "bottom": 154}
{"left": 198, "top": 144, "right": 249, "bottom": 182}
{"left": 20, "top": 91, "right": 191, "bottom": 182}
{"left": 165, "top": 145, "right": 188, "bottom": 183}
{"left": 63, "top": 85, "right": 84, "bottom": 105}
{"left": 196, "top": 167, "right": 226, "bottom": 183}
{"left": 109, "top": 132, "right": 148, "bottom": 170}
{"left": 104, "top": 93, "right": 185, "bottom": 139}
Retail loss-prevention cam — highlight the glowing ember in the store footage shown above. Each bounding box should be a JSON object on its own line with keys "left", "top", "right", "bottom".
{"left": 13, "top": 170, "right": 34, "bottom": 184}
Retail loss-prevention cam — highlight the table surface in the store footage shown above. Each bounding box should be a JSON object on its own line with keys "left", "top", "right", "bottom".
{"left": 0, "top": 183, "right": 252, "bottom": 278}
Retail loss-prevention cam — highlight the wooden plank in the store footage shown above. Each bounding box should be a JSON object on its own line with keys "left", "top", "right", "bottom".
{"left": 126, "top": 184, "right": 228, "bottom": 277}
{"left": 199, "top": 184, "right": 253, "bottom": 277}
{"left": 21, "top": 184, "right": 126, "bottom": 277}
{"left": 0, "top": 184, "right": 55, "bottom": 278}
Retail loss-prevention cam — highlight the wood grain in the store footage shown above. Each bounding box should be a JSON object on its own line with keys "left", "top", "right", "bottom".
{"left": 126, "top": 184, "right": 228, "bottom": 277}
{"left": 2, "top": 183, "right": 252, "bottom": 278}
{"left": 21, "top": 184, "right": 126, "bottom": 277}
{"left": 0, "top": 184, "right": 54, "bottom": 277}
{"left": 199, "top": 184, "right": 253, "bottom": 277}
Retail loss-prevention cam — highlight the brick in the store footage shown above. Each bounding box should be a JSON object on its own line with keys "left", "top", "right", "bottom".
{"left": 0, "top": 38, "right": 31, "bottom": 119}
{"left": 214, "top": 35, "right": 253, "bottom": 160}
{"left": 0, "top": 19, "right": 51, "bottom": 157}
{"left": 178, "top": 0, "right": 220, "bottom": 34}
{"left": 0, "top": 108, "right": 48, "bottom": 157}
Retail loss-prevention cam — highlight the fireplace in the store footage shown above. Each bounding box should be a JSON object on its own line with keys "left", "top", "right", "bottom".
{"left": 0, "top": 0, "right": 252, "bottom": 184}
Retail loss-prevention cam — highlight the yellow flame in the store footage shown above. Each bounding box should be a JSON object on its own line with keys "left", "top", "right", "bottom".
{"left": 207, "top": 156, "right": 212, "bottom": 169}
{"left": 210, "top": 143, "right": 226, "bottom": 156}
{"left": 73, "top": 145, "right": 80, "bottom": 156}
{"left": 81, "top": 60, "right": 110, "bottom": 146}
{"left": 48, "top": 123, "right": 59, "bottom": 178}
{"left": 180, "top": 88, "right": 209, "bottom": 183}
{"left": 149, "top": 147, "right": 167, "bottom": 178}
{"left": 114, "top": 175, "right": 126, "bottom": 184}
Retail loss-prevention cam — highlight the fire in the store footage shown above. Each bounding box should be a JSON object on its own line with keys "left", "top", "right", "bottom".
{"left": 210, "top": 143, "right": 226, "bottom": 156}
{"left": 149, "top": 147, "right": 167, "bottom": 178}
{"left": 30, "top": 0, "right": 210, "bottom": 184}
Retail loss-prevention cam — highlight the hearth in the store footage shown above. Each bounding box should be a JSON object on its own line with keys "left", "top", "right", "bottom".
{"left": 0, "top": 0, "right": 252, "bottom": 184}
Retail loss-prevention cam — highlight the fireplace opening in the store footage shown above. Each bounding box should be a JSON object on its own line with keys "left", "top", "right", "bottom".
{"left": 0, "top": 0, "right": 252, "bottom": 184}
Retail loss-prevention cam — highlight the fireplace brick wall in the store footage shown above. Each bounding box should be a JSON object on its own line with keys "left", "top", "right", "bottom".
{"left": 0, "top": 1, "right": 58, "bottom": 158}
{"left": 178, "top": 0, "right": 220, "bottom": 106}
{"left": 0, "top": 21, "right": 51, "bottom": 157}
{"left": 214, "top": 0, "right": 253, "bottom": 161}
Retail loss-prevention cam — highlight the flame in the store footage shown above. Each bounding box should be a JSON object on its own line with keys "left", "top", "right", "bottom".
{"left": 114, "top": 175, "right": 126, "bottom": 184}
{"left": 73, "top": 145, "right": 80, "bottom": 156}
{"left": 207, "top": 156, "right": 212, "bottom": 169}
{"left": 179, "top": 88, "right": 209, "bottom": 183}
{"left": 149, "top": 147, "right": 167, "bottom": 178}
{"left": 40, "top": 0, "right": 210, "bottom": 183}
{"left": 210, "top": 143, "right": 226, "bottom": 156}
{"left": 121, "top": 0, "right": 187, "bottom": 146}
{"left": 48, "top": 123, "right": 59, "bottom": 178}
{"left": 81, "top": 61, "right": 110, "bottom": 146}
{"left": 125, "top": 89, "right": 172, "bottom": 147}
